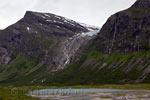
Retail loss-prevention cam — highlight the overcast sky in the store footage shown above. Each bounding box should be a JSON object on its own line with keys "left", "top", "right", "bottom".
{"left": 0, "top": 0, "right": 137, "bottom": 29}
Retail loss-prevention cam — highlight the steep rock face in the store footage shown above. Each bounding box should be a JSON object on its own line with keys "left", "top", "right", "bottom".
{"left": 2, "top": 0, "right": 150, "bottom": 85}
{"left": 0, "top": 11, "right": 98, "bottom": 63}
{"left": 0, "top": 47, "right": 11, "bottom": 66}
{"left": 0, "top": 11, "right": 100, "bottom": 82}
{"left": 79, "top": 0, "right": 150, "bottom": 83}
{"left": 47, "top": 30, "right": 99, "bottom": 71}
{"left": 0, "top": 11, "right": 89, "bottom": 58}
{"left": 40, "top": 0, "right": 150, "bottom": 85}
{"left": 20, "top": 11, "right": 88, "bottom": 37}
{"left": 132, "top": 0, "right": 150, "bottom": 8}
{"left": 94, "top": 0, "right": 150, "bottom": 54}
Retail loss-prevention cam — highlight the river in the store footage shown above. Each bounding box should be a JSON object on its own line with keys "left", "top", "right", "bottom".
{"left": 28, "top": 88, "right": 150, "bottom": 100}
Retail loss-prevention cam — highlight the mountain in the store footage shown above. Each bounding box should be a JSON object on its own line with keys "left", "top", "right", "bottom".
{"left": 94, "top": 0, "right": 150, "bottom": 54}
{"left": 18, "top": 0, "right": 150, "bottom": 85}
{"left": 0, "top": 0, "right": 149, "bottom": 86}
{"left": 0, "top": 11, "right": 99, "bottom": 85}
{"left": 84, "top": 0, "right": 150, "bottom": 83}
{"left": 63, "top": 0, "right": 150, "bottom": 84}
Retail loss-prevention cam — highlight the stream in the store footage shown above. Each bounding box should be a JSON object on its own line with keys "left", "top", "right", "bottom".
{"left": 29, "top": 88, "right": 150, "bottom": 100}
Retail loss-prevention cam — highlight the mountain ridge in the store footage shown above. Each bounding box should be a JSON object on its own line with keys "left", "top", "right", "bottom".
{"left": 1, "top": 0, "right": 150, "bottom": 85}
{"left": 132, "top": 0, "right": 150, "bottom": 8}
{"left": 0, "top": 11, "right": 100, "bottom": 84}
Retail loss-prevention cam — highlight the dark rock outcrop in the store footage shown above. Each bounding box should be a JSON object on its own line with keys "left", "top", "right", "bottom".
{"left": 20, "top": 11, "right": 88, "bottom": 37}
{"left": 76, "top": 0, "right": 150, "bottom": 84}
{"left": 0, "top": 11, "right": 100, "bottom": 82}
{"left": 0, "top": 11, "right": 99, "bottom": 63}
{"left": 0, "top": 47, "right": 10, "bottom": 66}
{"left": 132, "top": 0, "right": 150, "bottom": 8}
{"left": 2, "top": 0, "right": 150, "bottom": 85}
{"left": 93, "top": 0, "right": 150, "bottom": 54}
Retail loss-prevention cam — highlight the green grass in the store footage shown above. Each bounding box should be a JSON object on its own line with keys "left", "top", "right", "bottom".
{"left": 66, "top": 84, "right": 150, "bottom": 90}
{"left": 0, "top": 55, "right": 37, "bottom": 81}
{"left": 105, "top": 53, "right": 133, "bottom": 63}
{"left": 1, "top": 51, "right": 150, "bottom": 86}
{"left": 87, "top": 50, "right": 150, "bottom": 63}
{"left": 137, "top": 93, "right": 144, "bottom": 98}
{"left": 0, "top": 84, "right": 150, "bottom": 100}
{"left": 87, "top": 50, "right": 104, "bottom": 61}
{"left": 0, "top": 86, "right": 40, "bottom": 100}
{"left": 115, "top": 93, "right": 126, "bottom": 97}
{"left": 1, "top": 50, "right": 150, "bottom": 86}
{"left": 100, "top": 96, "right": 112, "bottom": 99}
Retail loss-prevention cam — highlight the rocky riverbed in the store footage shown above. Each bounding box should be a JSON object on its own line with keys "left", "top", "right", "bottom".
{"left": 29, "top": 89, "right": 150, "bottom": 100}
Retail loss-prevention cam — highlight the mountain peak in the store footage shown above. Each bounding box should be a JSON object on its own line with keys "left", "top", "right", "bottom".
{"left": 21, "top": 11, "right": 99, "bottom": 34}
{"left": 24, "top": 11, "right": 55, "bottom": 19}
{"left": 24, "top": 11, "right": 38, "bottom": 17}
{"left": 132, "top": 0, "right": 150, "bottom": 8}
{"left": 23, "top": 11, "right": 78, "bottom": 25}
{"left": 17, "top": 11, "right": 100, "bottom": 38}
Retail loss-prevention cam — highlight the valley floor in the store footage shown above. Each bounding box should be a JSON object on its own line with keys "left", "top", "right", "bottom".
{"left": 1, "top": 84, "right": 150, "bottom": 100}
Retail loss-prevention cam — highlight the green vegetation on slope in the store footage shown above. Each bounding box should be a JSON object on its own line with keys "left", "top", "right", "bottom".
{"left": 0, "top": 50, "right": 150, "bottom": 86}
{"left": 41, "top": 51, "right": 150, "bottom": 85}
{"left": 0, "top": 55, "right": 38, "bottom": 81}
{"left": 0, "top": 86, "right": 40, "bottom": 100}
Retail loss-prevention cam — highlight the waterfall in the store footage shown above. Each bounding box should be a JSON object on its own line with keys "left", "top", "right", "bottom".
{"left": 55, "top": 29, "right": 100, "bottom": 71}
{"left": 108, "top": 24, "right": 117, "bottom": 55}
{"left": 63, "top": 33, "right": 82, "bottom": 67}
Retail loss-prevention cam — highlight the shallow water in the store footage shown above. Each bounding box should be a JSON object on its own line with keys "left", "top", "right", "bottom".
{"left": 31, "top": 88, "right": 123, "bottom": 94}
{"left": 29, "top": 88, "right": 150, "bottom": 100}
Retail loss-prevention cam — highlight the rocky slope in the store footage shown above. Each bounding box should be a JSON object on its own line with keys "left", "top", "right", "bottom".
{"left": 0, "top": 11, "right": 99, "bottom": 83}
{"left": 20, "top": 0, "right": 150, "bottom": 85}
{"left": 1, "top": 0, "right": 150, "bottom": 85}
{"left": 72, "top": 0, "right": 150, "bottom": 84}
{"left": 94, "top": 0, "right": 150, "bottom": 54}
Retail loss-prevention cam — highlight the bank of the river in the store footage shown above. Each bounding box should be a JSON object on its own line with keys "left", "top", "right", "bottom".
{"left": 1, "top": 84, "right": 150, "bottom": 100}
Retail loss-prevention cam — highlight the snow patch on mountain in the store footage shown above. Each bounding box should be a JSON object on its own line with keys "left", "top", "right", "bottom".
{"left": 81, "top": 29, "right": 100, "bottom": 36}
{"left": 44, "top": 14, "right": 51, "bottom": 18}
{"left": 79, "top": 23, "right": 100, "bottom": 31}
{"left": 27, "top": 27, "right": 30, "bottom": 31}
